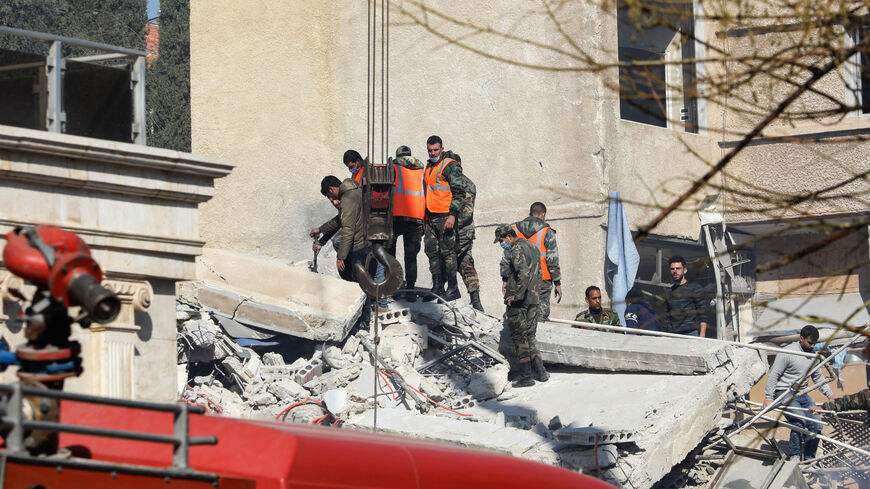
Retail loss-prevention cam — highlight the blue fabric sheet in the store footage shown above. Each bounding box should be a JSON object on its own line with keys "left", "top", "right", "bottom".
{"left": 605, "top": 191, "right": 640, "bottom": 327}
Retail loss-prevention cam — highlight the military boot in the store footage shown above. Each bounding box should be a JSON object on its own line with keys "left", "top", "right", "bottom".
{"left": 444, "top": 274, "right": 461, "bottom": 301}
{"left": 532, "top": 355, "right": 549, "bottom": 382}
{"left": 469, "top": 290, "right": 484, "bottom": 312}
{"left": 422, "top": 276, "right": 443, "bottom": 302}
{"left": 511, "top": 361, "right": 535, "bottom": 388}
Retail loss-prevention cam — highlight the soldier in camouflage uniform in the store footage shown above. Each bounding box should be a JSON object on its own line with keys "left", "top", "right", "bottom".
{"left": 422, "top": 136, "right": 465, "bottom": 302}
{"left": 823, "top": 388, "right": 870, "bottom": 415}
{"left": 574, "top": 285, "right": 622, "bottom": 332}
{"left": 507, "top": 202, "right": 561, "bottom": 320}
{"left": 495, "top": 224, "right": 549, "bottom": 387}
{"left": 440, "top": 151, "right": 483, "bottom": 312}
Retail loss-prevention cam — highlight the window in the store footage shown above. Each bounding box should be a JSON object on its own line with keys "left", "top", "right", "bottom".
{"left": 617, "top": 1, "right": 698, "bottom": 132}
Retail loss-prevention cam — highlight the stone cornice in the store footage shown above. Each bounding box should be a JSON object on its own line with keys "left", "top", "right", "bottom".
{"left": 0, "top": 125, "right": 235, "bottom": 203}
{"left": 0, "top": 125, "right": 234, "bottom": 178}
{"left": 0, "top": 219, "right": 204, "bottom": 258}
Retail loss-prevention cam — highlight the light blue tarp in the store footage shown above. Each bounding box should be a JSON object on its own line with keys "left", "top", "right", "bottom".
{"left": 605, "top": 191, "right": 640, "bottom": 327}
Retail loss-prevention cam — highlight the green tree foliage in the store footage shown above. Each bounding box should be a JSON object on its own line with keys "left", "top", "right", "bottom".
{"left": 146, "top": 0, "right": 190, "bottom": 152}
{"left": 0, "top": 0, "right": 146, "bottom": 55}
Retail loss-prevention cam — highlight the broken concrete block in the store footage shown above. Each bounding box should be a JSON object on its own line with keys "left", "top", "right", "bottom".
{"left": 466, "top": 364, "right": 509, "bottom": 400}
{"left": 259, "top": 365, "right": 297, "bottom": 382}
{"left": 268, "top": 379, "right": 309, "bottom": 402}
{"left": 293, "top": 352, "right": 324, "bottom": 385}
{"left": 598, "top": 445, "right": 619, "bottom": 469}
{"left": 322, "top": 346, "right": 346, "bottom": 369}
{"left": 377, "top": 307, "right": 411, "bottom": 325}
{"left": 451, "top": 395, "right": 475, "bottom": 411}
{"left": 261, "top": 352, "right": 285, "bottom": 366}
{"left": 342, "top": 335, "right": 361, "bottom": 356}
{"left": 242, "top": 354, "right": 262, "bottom": 380}
{"left": 346, "top": 364, "right": 377, "bottom": 400}
{"left": 251, "top": 392, "right": 277, "bottom": 407}
{"left": 395, "top": 366, "right": 444, "bottom": 402}
{"left": 381, "top": 335, "right": 420, "bottom": 366}
{"left": 304, "top": 365, "right": 361, "bottom": 396}
{"left": 221, "top": 356, "right": 254, "bottom": 386}
{"left": 553, "top": 426, "right": 638, "bottom": 446}
{"left": 196, "top": 248, "right": 366, "bottom": 342}
{"left": 381, "top": 322, "right": 428, "bottom": 349}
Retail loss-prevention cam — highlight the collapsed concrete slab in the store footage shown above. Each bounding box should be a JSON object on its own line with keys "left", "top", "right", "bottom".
{"left": 493, "top": 321, "right": 739, "bottom": 375}
{"left": 471, "top": 347, "right": 767, "bottom": 489}
{"left": 347, "top": 407, "right": 558, "bottom": 463}
{"left": 193, "top": 247, "right": 366, "bottom": 341}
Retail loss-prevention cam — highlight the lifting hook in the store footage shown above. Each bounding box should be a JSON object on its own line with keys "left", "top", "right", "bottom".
{"left": 355, "top": 243, "right": 404, "bottom": 298}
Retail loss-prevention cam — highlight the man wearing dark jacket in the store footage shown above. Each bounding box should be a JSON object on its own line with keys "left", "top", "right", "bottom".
{"left": 665, "top": 256, "right": 709, "bottom": 336}
{"left": 310, "top": 176, "right": 369, "bottom": 282}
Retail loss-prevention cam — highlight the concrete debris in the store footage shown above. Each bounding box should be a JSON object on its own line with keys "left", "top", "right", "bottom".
{"left": 465, "top": 364, "right": 509, "bottom": 400}
{"left": 176, "top": 280, "right": 768, "bottom": 489}
{"left": 489, "top": 321, "right": 739, "bottom": 375}
{"left": 195, "top": 248, "right": 367, "bottom": 342}
{"left": 377, "top": 307, "right": 411, "bottom": 325}
{"left": 553, "top": 426, "right": 638, "bottom": 446}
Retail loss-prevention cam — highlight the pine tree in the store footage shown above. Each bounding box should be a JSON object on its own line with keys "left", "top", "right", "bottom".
{"left": 0, "top": 0, "right": 146, "bottom": 55}
{"left": 145, "top": 0, "right": 190, "bottom": 151}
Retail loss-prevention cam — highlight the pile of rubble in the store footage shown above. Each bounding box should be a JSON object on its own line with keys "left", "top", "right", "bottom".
{"left": 175, "top": 249, "right": 767, "bottom": 489}
{"left": 176, "top": 280, "right": 512, "bottom": 424}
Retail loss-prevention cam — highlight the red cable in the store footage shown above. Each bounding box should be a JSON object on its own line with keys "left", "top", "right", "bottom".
{"left": 192, "top": 392, "right": 223, "bottom": 414}
{"left": 310, "top": 414, "right": 329, "bottom": 425}
{"left": 275, "top": 397, "right": 325, "bottom": 421}
{"left": 378, "top": 368, "right": 471, "bottom": 417}
{"left": 377, "top": 370, "right": 397, "bottom": 400}
{"left": 180, "top": 398, "right": 212, "bottom": 413}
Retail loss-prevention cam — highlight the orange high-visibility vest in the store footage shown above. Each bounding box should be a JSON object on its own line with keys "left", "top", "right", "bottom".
{"left": 352, "top": 168, "right": 364, "bottom": 184}
{"left": 512, "top": 224, "right": 551, "bottom": 281}
{"left": 424, "top": 158, "right": 454, "bottom": 213}
{"left": 393, "top": 164, "right": 425, "bottom": 219}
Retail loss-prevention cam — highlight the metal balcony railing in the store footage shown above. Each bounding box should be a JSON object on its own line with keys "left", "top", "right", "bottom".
{"left": 0, "top": 26, "right": 147, "bottom": 145}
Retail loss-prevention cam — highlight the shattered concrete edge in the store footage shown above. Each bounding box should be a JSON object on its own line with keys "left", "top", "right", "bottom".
{"left": 197, "top": 284, "right": 363, "bottom": 342}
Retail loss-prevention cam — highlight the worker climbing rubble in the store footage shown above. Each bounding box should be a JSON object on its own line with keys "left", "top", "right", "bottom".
{"left": 495, "top": 223, "right": 548, "bottom": 387}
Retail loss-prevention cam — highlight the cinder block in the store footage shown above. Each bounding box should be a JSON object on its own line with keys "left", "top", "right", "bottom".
{"left": 553, "top": 426, "right": 637, "bottom": 446}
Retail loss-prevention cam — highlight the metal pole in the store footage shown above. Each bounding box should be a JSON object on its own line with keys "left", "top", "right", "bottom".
{"left": 5, "top": 383, "right": 24, "bottom": 454}
{"left": 548, "top": 317, "right": 853, "bottom": 359}
{"left": 172, "top": 402, "right": 189, "bottom": 469}
{"left": 730, "top": 404, "right": 870, "bottom": 458}
{"left": 131, "top": 55, "right": 146, "bottom": 145}
{"left": 46, "top": 41, "right": 65, "bottom": 134}
{"left": 0, "top": 26, "right": 146, "bottom": 57}
{"left": 703, "top": 226, "right": 728, "bottom": 340}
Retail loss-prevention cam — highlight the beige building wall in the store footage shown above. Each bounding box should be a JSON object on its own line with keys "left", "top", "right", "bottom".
{"left": 191, "top": 1, "right": 720, "bottom": 316}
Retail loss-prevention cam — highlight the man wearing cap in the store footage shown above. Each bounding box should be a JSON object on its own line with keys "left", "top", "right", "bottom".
{"left": 422, "top": 135, "right": 465, "bottom": 302}
{"left": 495, "top": 224, "right": 548, "bottom": 387}
{"left": 389, "top": 146, "right": 425, "bottom": 301}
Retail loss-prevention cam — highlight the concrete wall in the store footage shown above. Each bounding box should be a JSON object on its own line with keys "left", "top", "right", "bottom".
{"left": 0, "top": 125, "right": 233, "bottom": 401}
{"left": 190, "top": 0, "right": 718, "bottom": 315}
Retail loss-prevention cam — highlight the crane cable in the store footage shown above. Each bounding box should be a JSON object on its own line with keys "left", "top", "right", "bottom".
{"left": 367, "top": 0, "right": 389, "bottom": 431}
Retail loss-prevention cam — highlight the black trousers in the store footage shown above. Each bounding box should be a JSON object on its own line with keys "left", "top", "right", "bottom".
{"left": 387, "top": 219, "right": 424, "bottom": 287}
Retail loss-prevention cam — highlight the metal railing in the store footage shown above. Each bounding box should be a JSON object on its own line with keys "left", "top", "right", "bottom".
{"left": 0, "top": 25, "right": 147, "bottom": 145}
{"left": 0, "top": 383, "right": 217, "bottom": 469}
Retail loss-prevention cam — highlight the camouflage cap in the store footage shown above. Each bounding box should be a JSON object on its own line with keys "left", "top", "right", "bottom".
{"left": 396, "top": 145, "right": 412, "bottom": 157}
{"left": 493, "top": 223, "right": 512, "bottom": 243}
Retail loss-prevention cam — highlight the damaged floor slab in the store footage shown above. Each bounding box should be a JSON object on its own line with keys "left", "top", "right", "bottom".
{"left": 194, "top": 248, "right": 365, "bottom": 341}
{"left": 522, "top": 322, "right": 739, "bottom": 375}
{"left": 175, "top": 259, "right": 771, "bottom": 489}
